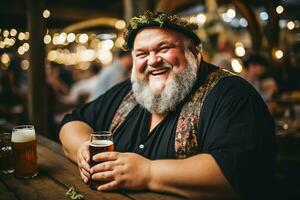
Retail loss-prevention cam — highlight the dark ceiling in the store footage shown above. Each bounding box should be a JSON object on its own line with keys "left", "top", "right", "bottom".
{"left": 0, "top": 0, "right": 124, "bottom": 30}
{"left": 0, "top": 0, "right": 299, "bottom": 31}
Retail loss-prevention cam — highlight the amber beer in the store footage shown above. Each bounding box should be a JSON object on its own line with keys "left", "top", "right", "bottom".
{"left": 11, "top": 125, "right": 37, "bottom": 179}
{"left": 89, "top": 132, "right": 114, "bottom": 190}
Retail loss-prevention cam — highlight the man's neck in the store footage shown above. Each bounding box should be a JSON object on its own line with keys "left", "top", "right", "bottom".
{"left": 149, "top": 113, "right": 167, "bottom": 133}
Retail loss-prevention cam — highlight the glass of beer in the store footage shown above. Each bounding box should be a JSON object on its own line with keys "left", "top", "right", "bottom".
{"left": 89, "top": 131, "right": 114, "bottom": 190}
{"left": 0, "top": 132, "right": 14, "bottom": 174}
{"left": 11, "top": 125, "right": 38, "bottom": 179}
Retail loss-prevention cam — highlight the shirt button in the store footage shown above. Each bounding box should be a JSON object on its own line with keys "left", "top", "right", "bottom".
{"left": 139, "top": 144, "right": 144, "bottom": 149}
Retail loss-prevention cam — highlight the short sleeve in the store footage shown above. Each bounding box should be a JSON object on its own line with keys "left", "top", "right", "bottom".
{"left": 199, "top": 76, "right": 276, "bottom": 199}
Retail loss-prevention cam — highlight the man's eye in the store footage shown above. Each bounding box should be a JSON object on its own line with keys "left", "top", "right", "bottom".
{"left": 136, "top": 53, "right": 147, "bottom": 58}
{"left": 160, "top": 46, "right": 171, "bottom": 52}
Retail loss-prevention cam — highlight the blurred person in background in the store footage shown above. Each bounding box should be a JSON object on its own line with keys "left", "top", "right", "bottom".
{"left": 0, "top": 55, "right": 27, "bottom": 124}
{"left": 211, "top": 39, "right": 234, "bottom": 71}
{"left": 47, "top": 62, "right": 74, "bottom": 141}
{"left": 241, "top": 53, "right": 278, "bottom": 102}
{"left": 89, "top": 50, "right": 132, "bottom": 101}
{"left": 63, "top": 62, "right": 101, "bottom": 104}
{"left": 60, "top": 11, "right": 275, "bottom": 199}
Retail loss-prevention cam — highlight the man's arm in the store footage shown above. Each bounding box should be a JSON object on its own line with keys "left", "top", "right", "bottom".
{"left": 149, "top": 154, "right": 238, "bottom": 199}
{"left": 91, "top": 152, "right": 238, "bottom": 199}
{"left": 59, "top": 121, "right": 93, "bottom": 163}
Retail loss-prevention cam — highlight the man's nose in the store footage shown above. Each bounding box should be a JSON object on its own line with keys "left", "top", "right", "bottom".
{"left": 147, "top": 52, "right": 162, "bottom": 67}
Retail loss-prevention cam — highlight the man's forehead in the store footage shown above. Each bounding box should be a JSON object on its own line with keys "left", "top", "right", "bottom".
{"left": 133, "top": 27, "right": 185, "bottom": 48}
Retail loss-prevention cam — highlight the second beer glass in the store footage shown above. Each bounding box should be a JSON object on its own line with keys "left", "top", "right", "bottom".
{"left": 11, "top": 125, "right": 38, "bottom": 179}
{"left": 89, "top": 131, "right": 114, "bottom": 190}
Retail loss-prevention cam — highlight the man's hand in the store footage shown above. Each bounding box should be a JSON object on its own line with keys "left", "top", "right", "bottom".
{"left": 77, "top": 141, "right": 91, "bottom": 183}
{"left": 90, "top": 152, "right": 152, "bottom": 191}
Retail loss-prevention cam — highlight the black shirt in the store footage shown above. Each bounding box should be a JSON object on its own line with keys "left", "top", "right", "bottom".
{"left": 62, "top": 61, "right": 276, "bottom": 198}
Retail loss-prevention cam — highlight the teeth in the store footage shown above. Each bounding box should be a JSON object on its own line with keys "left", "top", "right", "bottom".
{"left": 150, "top": 68, "right": 169, "bottom": 75}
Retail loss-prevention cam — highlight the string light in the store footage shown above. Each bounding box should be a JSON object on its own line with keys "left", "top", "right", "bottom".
{"left": 275, "top": 50, "right": 283, "bottom": 59}
{"left": 1, "top": 53, "right": 10, "bottom": 64}
{"left": 227, "top": 8, "right": 236, "bottom": 19}
{"left": 21, "top": 60, "right": 30, "bottom": 70}
{"left": 24, "top": 32, "right": 30, "bottom": 40}
{"left": 239, "top": 18, "right": 248, "bottom": 27}
{"left": 44, "top": 35, "right": 51, "bottom": 44}
{"left": 23, "top": 43, "right": 30, "bottom": 51}
{"left": 287, "top": 21, "right": 295, "bottom": 30}
{"left": 18, "top": 46, "right": 25, "bottom": 55}
{"left": 196, "top": 13, "right": 206, "bottom": 24}
{"left": 10, "top": 29, "right": 17, "bottom": 37}
{"left": 67, "top": 33, "right": 76, "bottom": 42}
{"left": 79, "top": 34, "right": 88, "bottom": 44}
{"left": 276, "top": 5, "right": 284, "bottom": 14}
{"left": 115, "top": 20, "right": 126, "bottom": 29}
{"left": 235, "top": 46, "right": 246, "bottom": 57}
{"left": 231, "top": 58, "right": 243, "bottom": 73}
{"left": 260, "top": 12, "right": 269, "bottom": 21}
{"left": 99, "top": 40, "right": 114, "bottom": 51}
{"left": 115, "top": 37, "right": 125, "bottom": 48}
{"left": 18, "top": 32, "right": 26, "bottom": 40}
{"left": 3, "top": 30, "right": 9, "bottom": 37}
{"left": 43, "top": 9, "right": 51, "bottom": 18}
{"left": 57, "top": 33, "right": 67, "bottom": 45}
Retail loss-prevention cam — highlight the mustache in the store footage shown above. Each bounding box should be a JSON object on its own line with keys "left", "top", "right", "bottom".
{"left": 144, "top": 62, "right": 173, "bottom": 75}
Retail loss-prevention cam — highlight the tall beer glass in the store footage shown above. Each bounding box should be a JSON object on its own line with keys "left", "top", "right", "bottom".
{"left": 0, "top": 132, "right": 14, "bottom": 174}
{"left": 89, "top": 131, "right": 114, "bottom": 190}
{"left": 11, "top": 125, "right": 38, "bottom": 179}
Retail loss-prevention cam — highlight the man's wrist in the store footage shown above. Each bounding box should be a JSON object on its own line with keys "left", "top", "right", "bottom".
{"left": 147, "top": 160, "right": 157, "bottom": 191}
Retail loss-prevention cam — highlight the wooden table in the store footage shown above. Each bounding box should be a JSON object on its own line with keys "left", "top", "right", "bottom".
{"left": 0, "top": 135, "right": 183, "bottom": 200}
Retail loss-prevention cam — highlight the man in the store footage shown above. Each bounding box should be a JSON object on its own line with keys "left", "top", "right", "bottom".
{"left": 89, "top": 50, "right": 132, "bottom": 101}
{"left": 241, "top": 53, "right": 278, "bottom": 101}
{"left": 60, "top": 11, "right": 275, "bottom": 199}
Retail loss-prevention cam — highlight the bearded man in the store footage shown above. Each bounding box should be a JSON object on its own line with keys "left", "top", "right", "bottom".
{"left": 59, "top": 11, "right": 275, "bottom": 199}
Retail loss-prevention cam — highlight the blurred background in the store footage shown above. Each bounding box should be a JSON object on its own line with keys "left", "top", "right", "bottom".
{"left": 0, "top": 0, "right": 300, "bottom": 198}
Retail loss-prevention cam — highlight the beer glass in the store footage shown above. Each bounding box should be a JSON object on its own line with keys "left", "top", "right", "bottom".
{"left": 11, "top": 125, "right": 38, "bottom": 179}
{"left": 0, "top": 132, "right": 14, "bottom": 174}
{"left": 89, "top": 131, "right": 114, "bottom": 190}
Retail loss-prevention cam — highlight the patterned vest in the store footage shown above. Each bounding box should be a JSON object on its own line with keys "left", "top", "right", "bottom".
{"left": 109, "top": 67, "right": 234, "bottom": 159}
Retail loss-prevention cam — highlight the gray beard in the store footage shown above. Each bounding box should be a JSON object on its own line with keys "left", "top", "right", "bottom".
{"left": 131, "top": 52, "right": 198, "bottom": 114}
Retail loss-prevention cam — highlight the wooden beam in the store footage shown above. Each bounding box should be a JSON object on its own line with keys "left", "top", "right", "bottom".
{"left": 123, "top": 0, "right": 149, "bottom": 22}
{"left": 265, "top": 1, "right": 280, "bottom": 58}
{"left": 48, "top": 6, "right": 120, "bottom": 21}
{"left": 155, "top": 0, "right": 200, "bottom": 12}
{"left": 27, "top": 0, "right": 49, "bottom": 136}
{"left": 231, "top": 0, "right": 263, "bottom": 50}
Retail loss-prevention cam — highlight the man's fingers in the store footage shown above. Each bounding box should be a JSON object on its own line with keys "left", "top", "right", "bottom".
{"left": 81, "top": 167, "right": 90, "bottom": 178}
{"left": 79, "top": 170, "right": 89, "bottom": 183}
{"left": 82, "top": 144, "right": 90, "bottom": 162}
{"left": 93, "top": 151, "right": 120, "bottom": 162}
{"left": 97, "top": 180, "right": 120, "bottom": 191}
{"left": 78, "top": 156, "right": 90, "bottom": 171}
{"left": 81, "top": 158, "right": 91, "bottom": 171}
{"left": 92, "top": 171, "right": 114, "bottom": 182}
{"left": 90, "top": 161, "right": 113, "bottom": 174}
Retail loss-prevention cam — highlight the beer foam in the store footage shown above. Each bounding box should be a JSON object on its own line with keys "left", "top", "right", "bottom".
{"left": 90, "top": 140, "right": 113, "bottom": 147}
{"left": 11, "top": 129, "right": 36, "bottom": 143}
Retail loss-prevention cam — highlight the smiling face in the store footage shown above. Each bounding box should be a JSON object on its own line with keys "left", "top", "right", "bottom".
{"left": 130, "top": 27, "right": 200, "bottom": 114}
{"left": 132, "top": 27, "right": 198, "bottom": 94}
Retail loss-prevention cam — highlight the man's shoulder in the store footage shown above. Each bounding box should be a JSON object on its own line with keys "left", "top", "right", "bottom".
{"left": 205, "top": 71, "right": 263, "bottom": 104}
{"left": 200, "top": 62, "right": 255, "bottom": 96}
{"left": 102, "top": 79, "right": 131, "bottom": 97}
{"left": 218, "top": 75, "right": 260, "bottom": 95}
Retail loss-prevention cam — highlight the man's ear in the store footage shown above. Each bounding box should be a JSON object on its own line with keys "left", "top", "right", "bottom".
{"left": 187, "top": 40, "right": 200, "bottom": 58}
